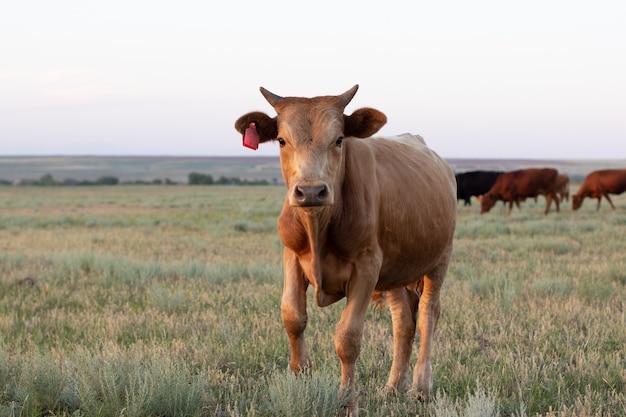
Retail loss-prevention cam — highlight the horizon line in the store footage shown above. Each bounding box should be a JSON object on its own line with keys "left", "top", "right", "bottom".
{"left": 1, "top": 154, "right": 625, "bottom": 162}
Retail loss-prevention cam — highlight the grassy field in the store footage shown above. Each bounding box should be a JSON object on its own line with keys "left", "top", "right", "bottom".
{"left": 0, "top": 184, "right": 625, "bottom": 416}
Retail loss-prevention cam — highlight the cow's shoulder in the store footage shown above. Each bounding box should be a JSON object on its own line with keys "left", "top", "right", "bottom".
{"left": 344, "top": 133, "right": 456, "bottom": 208}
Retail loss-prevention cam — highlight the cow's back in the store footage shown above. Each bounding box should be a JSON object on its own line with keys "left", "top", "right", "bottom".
{"left": 597, "top": 169, "right": 626, "bottom": 193}
{"left": 344, "top": 134, "right": 456, "bottom": 289}
{"left": 512, "top": 168, "right": 558, "bottom": 197}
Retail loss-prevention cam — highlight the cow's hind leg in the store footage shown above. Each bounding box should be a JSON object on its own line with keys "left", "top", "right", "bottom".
{"left": 544, "top": 194, "right": 551, "bottom": 214}
{"left": 604, "top": 193, "right": 616, "bottom": 210}
{"left": 544, "top": 193, "right": 559, "bottom": 214}
{"left": 384, "top": 285, "right": 420, "bottom": 393}
{"left": 554, "top": 193, "right": 560, "bottom": 213}
{"left": 411, "top": 266, "right": 446, "bottom": 400}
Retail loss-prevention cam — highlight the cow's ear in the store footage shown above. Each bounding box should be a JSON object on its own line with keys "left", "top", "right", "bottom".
{"left": 343, "top": 108, "right": 387, "bottom": 138}
{"left": 234, "top": 111, "right": 278, "bottom": 143}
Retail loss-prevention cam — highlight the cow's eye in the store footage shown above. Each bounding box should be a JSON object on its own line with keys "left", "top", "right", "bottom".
{"left": 335, "top": 137, "right": 343, "bottom": 148}
{"left": 278, "top": 138, "right": 286, "bottom": 147}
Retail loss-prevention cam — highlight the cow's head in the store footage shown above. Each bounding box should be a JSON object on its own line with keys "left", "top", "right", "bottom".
{"left": 235, "top": 85, "right": 387, "bottom": 208}
{"left": 480, "top": 193, "right": 497, "bottom": 213}
{"left": 572, "top": 195, "right": 583, "bottom": 210}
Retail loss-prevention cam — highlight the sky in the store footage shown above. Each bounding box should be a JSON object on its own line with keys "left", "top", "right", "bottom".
{"left": 1, "top": 0, "right": 625, "bottom": 159}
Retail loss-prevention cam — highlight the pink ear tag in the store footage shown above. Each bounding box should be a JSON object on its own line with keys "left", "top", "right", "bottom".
{"left": 243, "top": 122, "right": 260, "bottom": 150}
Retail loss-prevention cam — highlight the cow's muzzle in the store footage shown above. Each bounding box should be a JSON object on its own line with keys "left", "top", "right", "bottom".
{"left": 290, "top": 183, "right": 332, "bottom": 207}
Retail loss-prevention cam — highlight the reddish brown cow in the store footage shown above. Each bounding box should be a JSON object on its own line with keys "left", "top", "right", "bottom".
{"left": 572, "top": 169, "right": 626, "bottom": 210}
{"left": 480, "top": 168, "right": 561, "bottom": 215}
{"left": 555, "top": 174, "right": 570, "bottom": 202}
{"left": 235, "top": 85, "right": 457, "bottom": 416}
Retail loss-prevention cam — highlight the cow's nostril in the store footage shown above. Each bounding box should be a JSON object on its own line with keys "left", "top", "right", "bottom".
{"left": 317, "top": 185, "right": 328, "bottom": 201}
{"left": 295, "top": 186, "right": 306, "bottom": 202}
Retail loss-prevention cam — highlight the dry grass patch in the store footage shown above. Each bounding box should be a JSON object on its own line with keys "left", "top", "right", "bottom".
{"left": 0, "top": 185, "right": 625, "bottom": 416}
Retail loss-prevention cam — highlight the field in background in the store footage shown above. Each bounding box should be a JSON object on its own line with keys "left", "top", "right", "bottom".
{"left": 0, "top": 156, "right": 284, "bottom": 184}
{"left": 0, "top": 156, "right": 625, "bottom": 184}
{"left": 0, "top": 165, "right": 625, "bottom": 415}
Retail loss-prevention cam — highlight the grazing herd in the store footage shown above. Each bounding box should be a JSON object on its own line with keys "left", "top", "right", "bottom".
{"left": 456, "top": 168, "right": 626, "bottom": 214}
{"left": 235, "top": 85, "right": 623, "bottom": 416}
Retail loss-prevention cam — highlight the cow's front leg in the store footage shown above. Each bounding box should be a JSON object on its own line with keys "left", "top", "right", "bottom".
{"left": 334, "top": 266, "right": 379, "bottom": 416}
{"left": 281, "top": 249, "right": 311, "bottom": 373}
{"left": 334, "top": 298, "right": 369, "bottom": 416}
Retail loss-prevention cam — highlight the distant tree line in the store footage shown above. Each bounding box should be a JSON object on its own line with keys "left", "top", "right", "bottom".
{"left": 0, "top": 173, "right": 274, "bottom": 186}
{"left": 187, "top": 172, "right": 272, "bottom": 185}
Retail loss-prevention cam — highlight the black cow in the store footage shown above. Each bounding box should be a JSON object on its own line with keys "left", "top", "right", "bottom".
{"left": 455, "top": 170, "right": 503, "bottom": 206}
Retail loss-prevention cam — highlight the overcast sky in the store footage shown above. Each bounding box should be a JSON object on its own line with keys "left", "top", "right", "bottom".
{"left": 1, "top": 0, "right": 625, "bottom": 159}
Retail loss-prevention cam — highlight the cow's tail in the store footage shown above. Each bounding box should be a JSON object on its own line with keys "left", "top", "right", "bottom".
{"left": 371, "top": 290, "right": 386, "bottom": 312}
{"left": 371, "top": 282, "right": 424, "bottom": 310}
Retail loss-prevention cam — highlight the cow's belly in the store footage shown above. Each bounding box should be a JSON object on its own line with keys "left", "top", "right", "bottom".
{"left": 376, "top": 261, "right": 435, "bottom": 291}
{"left": 375, "top": 222, "right": 455, "bottom": 291}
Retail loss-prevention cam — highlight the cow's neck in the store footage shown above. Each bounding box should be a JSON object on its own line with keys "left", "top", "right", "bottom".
{"left": 284, "top": 158, "right": 347, "bottom": 307}
{"left": 295, "top": 206, "right": 343, "bottom": 307}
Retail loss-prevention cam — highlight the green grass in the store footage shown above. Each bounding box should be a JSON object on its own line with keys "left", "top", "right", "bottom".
{"left": 0, "top": 185, "right": 625, "bottom": 416}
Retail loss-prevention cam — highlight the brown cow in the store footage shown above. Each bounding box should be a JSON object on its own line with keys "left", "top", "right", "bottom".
{"left": 235, "top": 85, "right": 457, "bottom": 416}
{"left": 555, "top": 174, "right": 570, "bottom": 202}
{"left": 480, "top": 168, "right": 561, "bottom": 215}
{"left": 572, "top": 169, "right": 626, "bottom": 210}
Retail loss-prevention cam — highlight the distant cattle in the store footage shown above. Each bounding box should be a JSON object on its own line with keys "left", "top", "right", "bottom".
{"left": 572, "top": 169, "right": 626, "bottom": 210}
{"left": 235, "top": 85, "right": 457, "bottom": 415}
{"left": 455, "top": 170, "right": 503, "bottom": 206}
{"left": 555, "top": 174, "right": 570, "bottom": 202}
{"left": 480, "top": 168, "right": 561, "bottom": 215}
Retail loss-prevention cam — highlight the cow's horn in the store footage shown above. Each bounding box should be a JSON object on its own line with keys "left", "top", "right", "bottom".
{"left": 260, "top": 87, "right": 283, "bottom": 107}
{"left": 337, "top": 84, "right": 359, "bottom": 107}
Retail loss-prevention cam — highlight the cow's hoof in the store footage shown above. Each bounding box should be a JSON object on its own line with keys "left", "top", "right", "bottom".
{"left": 407, "top": 388, "right": 432, "bottom": 402}
{"left": 381, "top": 381, "right": 410, "bottom": 396}
{"left": 381, "top": 385, "right": 400, "bottom": 396}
